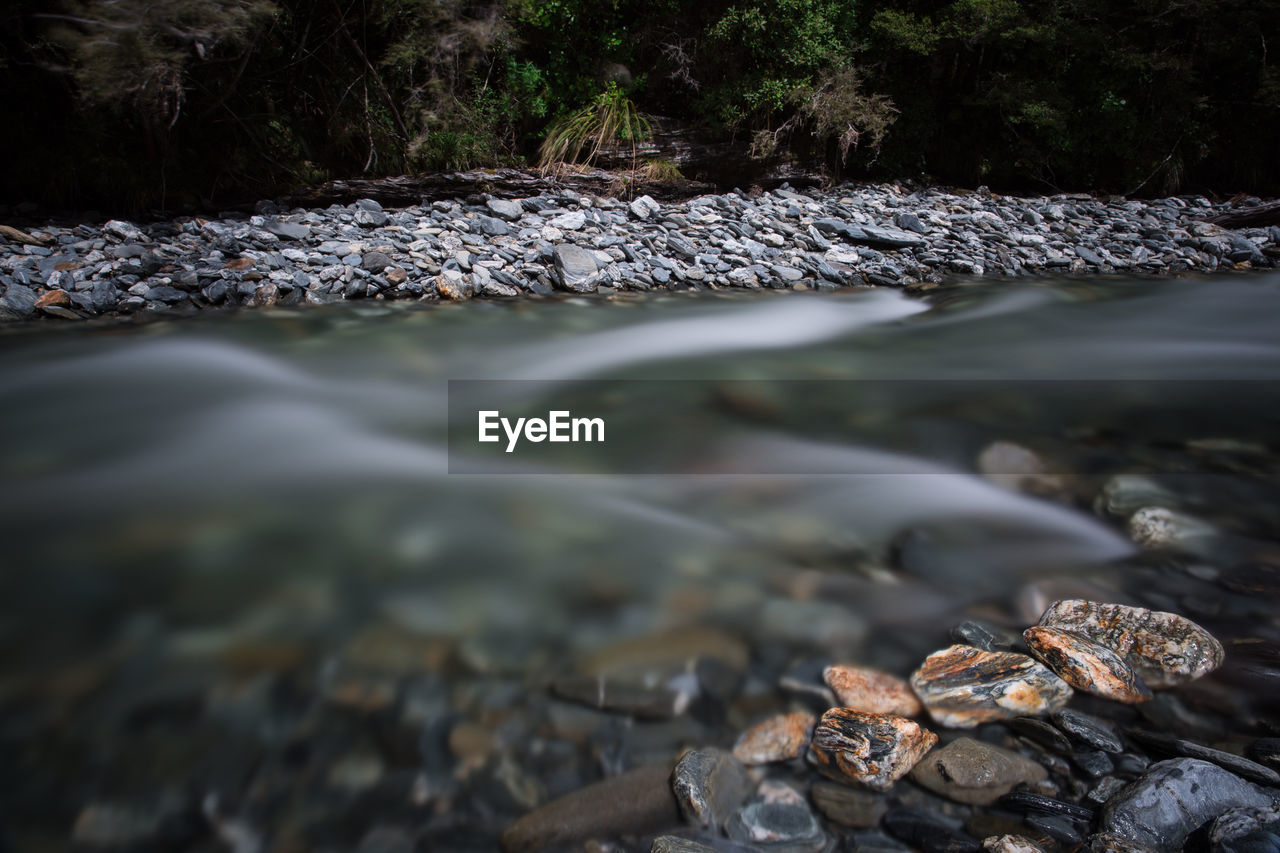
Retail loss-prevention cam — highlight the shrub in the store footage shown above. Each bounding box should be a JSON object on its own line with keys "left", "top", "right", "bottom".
{"left": 537, "top": 83, "right": 653, "bottom": 173}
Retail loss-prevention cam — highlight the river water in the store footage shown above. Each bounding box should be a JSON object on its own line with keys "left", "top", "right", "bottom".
{"left": 2, "top": 274, "right": 1279, "bottom": 847}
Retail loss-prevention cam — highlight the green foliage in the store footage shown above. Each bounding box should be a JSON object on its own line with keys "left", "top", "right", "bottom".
{"left": 538, "top": 83, "right": 653, "bottom": 172}
{"left": 1, "top": 0, "right": 1278, "bottom": 210}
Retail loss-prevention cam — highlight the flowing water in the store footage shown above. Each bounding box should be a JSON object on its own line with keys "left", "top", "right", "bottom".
{"left": 2, "top": 274, "right": 1279, "bottom": 846}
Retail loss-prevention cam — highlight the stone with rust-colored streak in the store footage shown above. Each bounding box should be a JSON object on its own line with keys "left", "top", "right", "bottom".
{"left": 806, "top": 708, "right": 936, "bottom": 791}
{"left": 732, "top": 712, "right": 815, "bottom": 764}
{"left": 910, "top": 645, "right": 1072, "bottom": 728}
{"left": 823, "top": 664, "right": 922, "bottom": 717}
{"left": 1038, "top": 599, "right": 1224, "bottom": 688}
{"left": 1024, "top": 625, "right": 1152, "bottom": 703}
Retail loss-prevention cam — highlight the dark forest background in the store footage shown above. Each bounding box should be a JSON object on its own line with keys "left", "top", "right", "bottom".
{"left": 2, "top": 0, "right": 1277, "bottom": 212}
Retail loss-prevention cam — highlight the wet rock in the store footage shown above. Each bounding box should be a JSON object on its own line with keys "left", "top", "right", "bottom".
{"left": 910, "top": 737, "right": 1048, "bottom": 805}
{"left": 499, "top": 762, "right": 680, "bottom": 853}
{"left": 981, "top": 836, "right": 1045, "bottom": 853}
{"left": 823, "top": 664, "right": 922, "bottom": 716}
{"left": 1052, "top": 708, "right": 1124, "bottom": 753}
{"left": 726, "top": 800, "right": 827, "bottom": 852}
{"left": 951, "top": 620, "right": 1018, "bottom": 652}
{"left": 807, "top": 708, "right": 937, "bottom": 791}
{"left": 976, "top": 441, "right": 1066, "bottom": 497}
{"left": 810, "top": 780, "right": 889, "bottom": 827}
{"left": 1127, "top": 505, "right": 1217, "bottom": 549}
{"left": 362, "top": 251, "right": 393, "bottom": 272}
{"left": 910, "top": 645, "right": 1073, "bottom": 728}
{"left": 1100, "top": 758, "right": 1280, "bottom": 850}
{"left": 552, "top": 243, "right": 600, "bottom": 292}
{"left": 1007, "top": 716, "right": 1071, "bottom": 753}
{"left": 1085, "top": 831, "right": 1160, "bottom": 853}
{"left": 732, "top": 711, "right": 815, "bottom": 764}
{"left": 1023, "top": 626, "right": 1152, "bottom": 703}
{"left": 1210, "top": 805, "right": 1280, "bottom": 853}
{"left": 883, "top": 808, "right": 978, "bottom": 852}
{"left": 999, "top": 792, "right": 1095, "bottom": 820}
{"left": 672, "top": 748, "right": 756, "bottom": 831}
{"left": 1249, "top": 738, "right": 1280, "bottom": 771}
{"left": 650, "top": 836, "right": 722, "bottom": 853}
{"left": 1037, "top": 599, "right": 1224, "bottom": 688}
{"left": 1127, "top": 731, "right": 1280, "bottom": 786}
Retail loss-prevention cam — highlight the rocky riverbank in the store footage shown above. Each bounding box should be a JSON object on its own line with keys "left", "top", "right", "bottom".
{"left": 2, "top": 182, "right": 1279, "bottom": 323}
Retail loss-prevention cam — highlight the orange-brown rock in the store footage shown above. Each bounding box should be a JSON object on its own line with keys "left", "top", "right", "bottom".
{"left": 36, "top": 289, "right": 70, "bottom": 308}
{"left": 823, "top": 664, "right": 922, "bottom": 716}
{"left": 732, "top": 711, "right": 815, "bottom": 764}
{"left": 1023, "top": 625, "right": 1152, "bottom": 703}
{"left": 806, "top": 708, "right": 936, "bottom": 791}
{"left": 1037, "top": 599, "right": 1224, "bottom": 688}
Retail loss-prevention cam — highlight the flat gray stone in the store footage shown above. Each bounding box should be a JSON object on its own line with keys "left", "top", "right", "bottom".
{"left": 264, "top": 220, "right": 311, "bottom": 240}
{"left": 486, "top": 198, "right": 525, "bottom": 221}
{"left": 550, "top": 211, "right": 586, "bottom": 230}
{"left": 472, "top": 215, "right": 510, "bottom": 236}
{"left": 814, "top": 218, "right": 926, "bottom": 249}
{"left": 672, "top": 748, "right": 755, "bottom": 832}
{"left": 552, "top": 244, "right": 599, "bottom": 293}
{"left": 0, "top": 282, "right": 38, "bottom": 319}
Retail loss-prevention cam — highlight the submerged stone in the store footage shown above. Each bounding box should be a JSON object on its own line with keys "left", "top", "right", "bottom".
{"left": 910, "top": 644, "right": 1073, "bottom": 728}
{"left": 806, "top": 708, "right": 936, "bottom": 791}
{"left": 1037, "top": 599, "right": 1224, "bottom": 688}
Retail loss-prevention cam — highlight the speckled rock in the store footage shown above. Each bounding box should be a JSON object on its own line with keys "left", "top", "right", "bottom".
{"left": 823, "top": 665, "right": 922, "bottom": 716}
{"left": 910, "top": 645, "right": 1073, "bottom": 728}
{"left": 1038, "top": 599, "right": 1224, "bottom": 688}
{"left": 910, "top": 737, "right": 1049, "bottom": 805}
{"left": 1101, "top": 758, "right": 1280, "bottom": 850}
{"left": 733, "top": 712, "right": 815, "bottom": 764}
{"left": 806, "top": 708, "right": 937, "bottom": 791}
{"left": 1023, "top": 625, "right": 1152, "bottom": 703}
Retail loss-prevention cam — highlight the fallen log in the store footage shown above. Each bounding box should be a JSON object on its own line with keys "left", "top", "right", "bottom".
{"left": 1207, "top": 200, "right": 1280, "bottom": 228}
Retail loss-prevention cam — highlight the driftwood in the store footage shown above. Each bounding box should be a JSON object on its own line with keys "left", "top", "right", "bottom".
{"left": 278, "top": 168, "right": 716, "bottom": 209}
{"left": 278, "top": 120, "right": 828, "bottom": 210}
{"left": 1208, "top": 200, "right": 1280, "bottom": 228}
